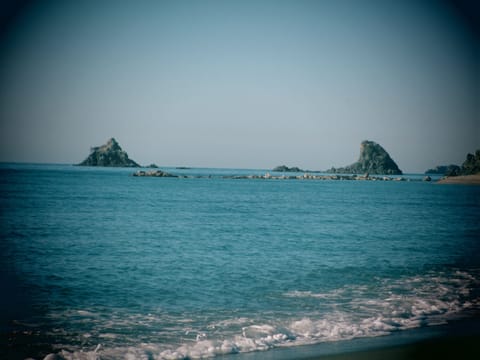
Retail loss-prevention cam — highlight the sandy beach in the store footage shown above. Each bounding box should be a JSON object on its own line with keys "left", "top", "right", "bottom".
{"left": 437, "top": 173, "right": 480, "bottom": 185}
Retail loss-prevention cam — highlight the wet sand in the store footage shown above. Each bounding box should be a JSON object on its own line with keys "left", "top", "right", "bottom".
{"left": 227, "top": 317, "right": 480, "bottom": 360}
{"left": 310, "top": 335, "right": 480, "bottom": 360}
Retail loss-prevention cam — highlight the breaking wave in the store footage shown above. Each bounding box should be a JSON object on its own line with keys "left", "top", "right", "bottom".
{"left": 44, "top": 270, "right": 479, "bottom": 360}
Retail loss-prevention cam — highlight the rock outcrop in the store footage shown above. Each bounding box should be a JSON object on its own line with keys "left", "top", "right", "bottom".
{"left": 328, "top": 140, "right": 402, "bottom": 175}
{"left": 273, "top": 165, "right": 304, "bottom": 172}
{"left": 77, "top": 138, "right": 140, "bottom": 167}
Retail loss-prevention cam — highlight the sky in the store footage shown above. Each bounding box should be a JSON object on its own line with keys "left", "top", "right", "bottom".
{"left": 0, "top": 0, "right": 478, "bottom": 172}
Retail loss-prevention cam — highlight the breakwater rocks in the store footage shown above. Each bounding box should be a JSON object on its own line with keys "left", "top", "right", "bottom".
{"left": 227, "top": 173, "right": 411, "bottom": 181}
{"left": 132, "top": 170, "right": 430, "bottom": 182}
{"left": 133, "top": 170, "right": 177, "bottom": 177}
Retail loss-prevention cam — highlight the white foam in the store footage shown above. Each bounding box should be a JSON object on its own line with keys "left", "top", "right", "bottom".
{"left": 284, "top": 289, "right": 345, "bottom": 299}
{"left": 47, "top": 270, "right": 480, "bottom": 360}
{"left": 211, "top": 317, "right": 250, "bottom": 327}
{"left": 76, "top": 310, "right": 95, "bottom": 317}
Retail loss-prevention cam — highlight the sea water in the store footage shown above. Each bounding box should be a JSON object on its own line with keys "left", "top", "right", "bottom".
{"left": 1, "top": 164, "right": 479, "bottom": 359}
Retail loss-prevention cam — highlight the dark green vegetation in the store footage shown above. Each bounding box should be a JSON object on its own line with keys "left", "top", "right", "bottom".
{"left": 425, "top": 165, "right": 461, "bottom": 176}
{"left": 428, "top": 149, "right": 480, "bottom": 177}
{"left": 77, "top": 138, "right": 140, "bottom": 167}
{"left": 328, "top": 140, "right": 402, "bottom": 175}
{"left": 460, "top": 149, "right": 480, "bottom": 175}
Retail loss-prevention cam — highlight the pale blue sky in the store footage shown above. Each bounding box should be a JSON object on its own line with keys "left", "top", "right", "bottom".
{"left": 0, "top": 0, "right": 478, "bottom": 172}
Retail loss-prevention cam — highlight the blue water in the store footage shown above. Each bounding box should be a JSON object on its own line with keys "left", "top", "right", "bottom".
{"left": 1, "top": 164, "right": 480, "bottom": 359}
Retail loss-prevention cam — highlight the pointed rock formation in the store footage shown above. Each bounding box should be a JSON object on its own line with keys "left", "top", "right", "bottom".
{"left": 328, "top": 140, "right": 402, "bottom": 175}
{"left": 77, "top": 138, "right": 140, "bottom": 167}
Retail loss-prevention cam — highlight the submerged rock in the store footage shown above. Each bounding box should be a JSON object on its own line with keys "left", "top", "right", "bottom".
{"left": 77, "top": 138, "right": 140, "bottom": 167}
{"left": 328, "top": 140, "right": 402, "bottom": 175}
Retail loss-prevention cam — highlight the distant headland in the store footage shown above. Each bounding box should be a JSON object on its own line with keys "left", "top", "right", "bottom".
{"left": 436, "top": 149, "right": 480, "bottom": 185}
{"left": 425, "top": 165, "right": 460, "bottom": 176}
{"left": 77, "top": 138, "right": 140, "bottom": 167}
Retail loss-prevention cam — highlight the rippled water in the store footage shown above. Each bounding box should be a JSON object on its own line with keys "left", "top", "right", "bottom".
{"left": 1, "top": 164, "right": 479, "bottom": 359}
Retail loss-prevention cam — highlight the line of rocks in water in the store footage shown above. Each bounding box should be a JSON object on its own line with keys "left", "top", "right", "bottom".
{"left": 225, "top": 173, "right": 414, "bottom": 181}
{"left": 133, "top": 170, "right": 433, "bottom": 182}
{"left": 133, "top": 170, "right": 178, "bottom": 177}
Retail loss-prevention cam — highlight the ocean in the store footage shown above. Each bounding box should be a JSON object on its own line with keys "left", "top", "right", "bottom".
{"left": 1, "top": 164, "right": 480, "bottom": 359}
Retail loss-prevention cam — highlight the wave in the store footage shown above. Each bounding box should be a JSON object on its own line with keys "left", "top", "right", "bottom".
{"left": 44, "top": 270, "right": 480, "bottom": 360}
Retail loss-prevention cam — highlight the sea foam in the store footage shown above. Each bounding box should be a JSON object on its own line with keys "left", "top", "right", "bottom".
{"left": 46, "top": 270, "right": 479, "bottom": 360}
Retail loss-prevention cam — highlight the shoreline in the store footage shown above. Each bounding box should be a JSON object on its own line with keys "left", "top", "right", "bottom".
{"left": 222, "top": 316, "right": 480, "bottom": 360}
{"left": 11, "top": 316, "right": 480, "bottom": 360}
{"left": 436, "top": 173, "right": 480, "bottom": 185}
{"left": 310, "top": 335, "right": 480, "bottom": 360}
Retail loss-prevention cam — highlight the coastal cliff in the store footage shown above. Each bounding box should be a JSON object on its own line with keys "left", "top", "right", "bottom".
{"left": 77, "top": 138, "right": 140, "bottom": 167}
{"left": 328, "top": 140, "right": 402, "bottom": 175}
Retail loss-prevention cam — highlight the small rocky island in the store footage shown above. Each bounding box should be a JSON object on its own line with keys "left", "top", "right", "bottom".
{"left": 77, "top": 138, "right": 140, "bottom": 167}
{"left": 273, "top": 165, "right": 304, "bottom": 172}
{"left": 328, "top": 140, "right": 402, "bottom": 175}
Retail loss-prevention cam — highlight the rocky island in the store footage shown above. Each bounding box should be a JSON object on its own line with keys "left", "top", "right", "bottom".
{"left": 328, "top": 140, "right": 402, "bottom": 175}
{"left": 77, "top": 138, "right": 140, "bottom": 167}
{"left": 272, "top": 165, "right": 304, "bottom": 172}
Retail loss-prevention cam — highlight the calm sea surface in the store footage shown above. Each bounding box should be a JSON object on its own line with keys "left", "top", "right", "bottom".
{"left": 1, "top": 164, "right": 480, "bottom": 359}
